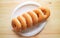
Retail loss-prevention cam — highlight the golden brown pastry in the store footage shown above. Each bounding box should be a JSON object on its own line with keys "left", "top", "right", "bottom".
{"left": 17, "top": 16, "right": 27, "bottom": 30}
{"left": 22, "top": 13, "right": 33, "bottom": 28}
{"left": 39, "top": 7, "right": 50, "bottom": 19}
{"left": 33, "top": 8, "right": 45, "bottom": 22}
{"left": 28, "top": 11, "right": 38, "bottom": 25}
{"left": 11, "top": 7, "right": 50, "bottom": 32}
{"left": 12, "top": 18, "right": 21, "bottom": 32}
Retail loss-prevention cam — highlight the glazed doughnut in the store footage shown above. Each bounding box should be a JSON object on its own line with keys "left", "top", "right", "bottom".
{"left": 39, "top": 7, "right": 50, "bottom": 19}
{"left": 12, "top": 7, "right": 50, "bottom": 32}
{"left": 17, "top": 16, "right": 27, "bottom": 30}
{"left": 33, "top": 8, "right": 45, "bottom": 22}
{"left": 28, "top": 11, "right": 38, "bottom": 25}
{"left": 12, "top": 18, "right": 21, "bottom": 32}
{"left": 22, "top": 13, "right": 33, "bottom": 28}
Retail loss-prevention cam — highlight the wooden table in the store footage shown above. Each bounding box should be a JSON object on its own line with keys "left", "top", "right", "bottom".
{"left": 0, "top": 0, "right": 60, "bottom": 38}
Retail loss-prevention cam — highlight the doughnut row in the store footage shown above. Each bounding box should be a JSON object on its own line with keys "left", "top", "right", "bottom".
{"left": 12, "top": 7, "right": 50, "bottom": 32}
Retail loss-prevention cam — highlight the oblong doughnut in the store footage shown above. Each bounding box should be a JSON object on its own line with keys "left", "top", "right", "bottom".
{"left": 22, "top": 13, "right": 33, "bottom": 28}
{"left": 12, "top": 18, "right": 21, "bottom": 32}
{"left": 28, "top": 11, "right": 38, "bottom": 25}
{"left": 11, "top": 7, "right": 50, "bottom": 32}
{"left": 39, "top": 7, "right": 50, "bottom": 19}
{"left": 33, "top": 9, "right": 44, "bottom": 22}
{"left": 17, "top": 16, "right": 27, "bottom": 30}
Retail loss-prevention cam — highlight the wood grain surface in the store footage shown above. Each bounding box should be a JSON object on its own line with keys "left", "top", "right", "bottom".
{"left": 0, "top": 0, "right": 60, "bottom": 38}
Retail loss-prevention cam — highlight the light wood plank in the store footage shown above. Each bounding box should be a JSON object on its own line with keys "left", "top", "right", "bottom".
{"left": 0, "top": 0, "right": 60, "bottom": 38}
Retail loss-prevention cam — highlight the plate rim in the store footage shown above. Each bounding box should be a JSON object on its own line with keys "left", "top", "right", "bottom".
{"left": 11, "top": 1, "right": 41, "bottom": 19}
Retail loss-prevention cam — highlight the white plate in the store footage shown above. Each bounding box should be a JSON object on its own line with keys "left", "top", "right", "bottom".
{"left": 11, "top": 1, "right": 47, "bottom": 36}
